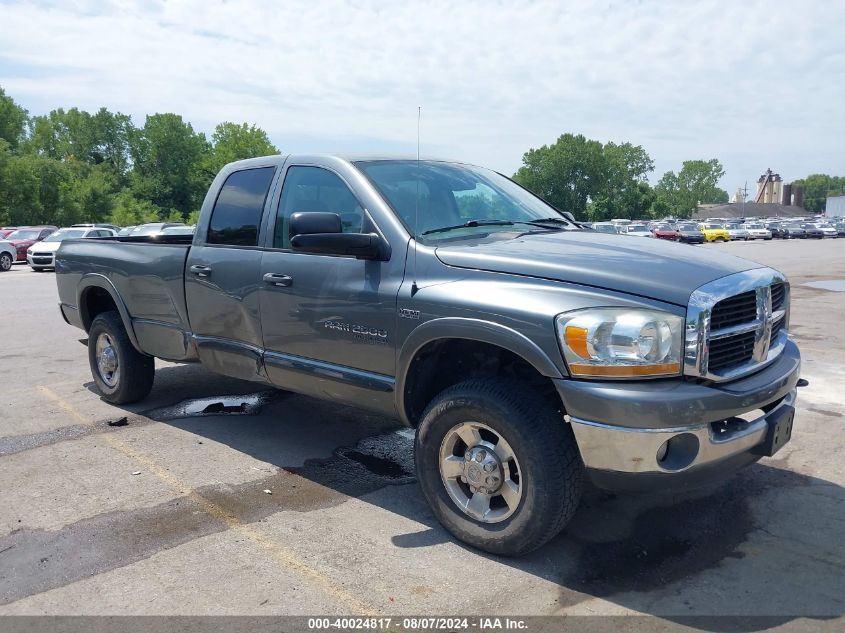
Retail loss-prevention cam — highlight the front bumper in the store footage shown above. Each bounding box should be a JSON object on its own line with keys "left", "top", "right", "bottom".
{"left": 555, "top": 340, "right": 800, "bottom": 492}
{"left": 27, "top": 253, "right": 55, "bottom": 267}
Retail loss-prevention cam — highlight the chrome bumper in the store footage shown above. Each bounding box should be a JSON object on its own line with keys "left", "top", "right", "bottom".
{"left": 570, "top": 389, "right": 796, "bottom": 477}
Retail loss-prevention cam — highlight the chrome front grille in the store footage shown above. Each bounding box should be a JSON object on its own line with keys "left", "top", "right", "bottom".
{"left": 685, "top": 269, "right": 790, "bottom": 382}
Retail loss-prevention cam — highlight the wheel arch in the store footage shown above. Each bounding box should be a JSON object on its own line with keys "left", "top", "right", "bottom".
{"left": 77, "top": 274, "right": 143, "bottom": 352}
{"left": 396, "top": 318, "right": 566, "bottom": 427}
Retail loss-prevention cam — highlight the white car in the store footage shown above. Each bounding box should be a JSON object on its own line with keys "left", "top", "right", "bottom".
{"left": 815, "top": 223, "right": 838, "bottom": 238}
{"left": 27, "top": 227, "right": 116, "bottom": 271}
{"left": 724, "top": 223, "right": 750, "bottom": 241}
{"left": 591, "top": 222, "right": 620, "bottom": 235}
{"left": 742, "top": 223, "right": 772, "bottom": 240}
{"left": 624, "top": 223, "right": 653, "bottom": 238}
{"left": 0, "top": 241, "right": 15, "bottom": 272}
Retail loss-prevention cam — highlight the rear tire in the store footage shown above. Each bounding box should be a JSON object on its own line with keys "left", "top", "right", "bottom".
{"left": 0, "top": 253, "right": 11, "bottom": 272}
{"left": 88, "top": 311, "right": 155, "bottom": 404}
{"left": 415, "top": 378, "right": 584, "bottom": 556}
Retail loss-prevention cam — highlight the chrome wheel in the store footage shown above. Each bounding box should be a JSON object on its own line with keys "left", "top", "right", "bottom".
{"left": 95, "top": 332, "right": 120, "bottom": 387}
{"left": 438, "top": 421, "right": 523, "bottom": 523}
{"left": 0, "top": 253, "right": 11, "bottom": 271}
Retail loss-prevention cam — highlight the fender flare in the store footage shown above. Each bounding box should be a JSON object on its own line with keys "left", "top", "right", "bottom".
{"left": 395, "top": 317, "right": 565, "bottom": 424}
{"left": 77, "top": 273, "right": 143, "bottom": 352}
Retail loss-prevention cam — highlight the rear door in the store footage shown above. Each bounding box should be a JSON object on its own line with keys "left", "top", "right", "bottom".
{"left": 185, "top": 165, "right": 278, "bottom": 382}
{"left": 257, "top": 164, "right": 404, "bottom": 414}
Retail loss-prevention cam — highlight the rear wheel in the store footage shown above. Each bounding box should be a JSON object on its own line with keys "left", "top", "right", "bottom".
{"left": 0, "top": 253, "right": 11, "bottom": 272}
{"left": 88, "top": 311, "right": 155, "bottom": 404}
{"left": 415, "top": 378, "right": 584, "bottom": 555}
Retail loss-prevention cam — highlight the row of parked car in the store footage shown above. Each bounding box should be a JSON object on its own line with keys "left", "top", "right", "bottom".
{"left": 0, "top": 222, "right": 196, "bottom": 272}
{"left": 583, "top": 217, "right": 845, "bottom": 243}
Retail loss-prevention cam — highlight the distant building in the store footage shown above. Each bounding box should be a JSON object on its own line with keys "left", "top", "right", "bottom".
{"left": 756, "top": 169, "right": 783, "bottom": 204}
{"left": 826, "top": 194, "right": 845, "bottom": 217}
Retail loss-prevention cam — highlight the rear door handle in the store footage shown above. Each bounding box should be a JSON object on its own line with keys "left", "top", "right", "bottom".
{"left": 263, "top": 273, "right": 293, "bottom": 287}
{"left": 190, "top": 264, "right": 212, "bottom": 277}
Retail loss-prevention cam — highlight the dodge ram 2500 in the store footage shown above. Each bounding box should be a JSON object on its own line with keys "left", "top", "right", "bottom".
{"left": 56, "top": 154, "right": 800, "bottom": 555}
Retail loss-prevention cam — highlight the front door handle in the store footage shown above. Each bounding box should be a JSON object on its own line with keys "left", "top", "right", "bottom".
{"left": 190, "top": 264, "right": 212, "bottom": 277}
{"left": 263, "top": 273, "right": 293, "bottom": 287}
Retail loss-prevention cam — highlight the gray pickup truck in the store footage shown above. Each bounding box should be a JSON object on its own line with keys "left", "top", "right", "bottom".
{"left": 56, "top": 155, "right": 800, "bottom": 555}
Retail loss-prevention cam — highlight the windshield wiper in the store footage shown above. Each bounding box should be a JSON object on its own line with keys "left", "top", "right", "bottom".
{"left": 520, "top": 217, "right": 572, "bottom": 229}
{"left": 421, "top": 219, "right": 514, "bottom": 236}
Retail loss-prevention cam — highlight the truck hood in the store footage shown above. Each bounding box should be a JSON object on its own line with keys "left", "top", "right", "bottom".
{"left": 434, "top": 230, "right": 763, "bottom": 306}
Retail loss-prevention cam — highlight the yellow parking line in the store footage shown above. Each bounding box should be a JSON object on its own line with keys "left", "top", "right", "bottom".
{"left": 37, "top": 385, "right": 379, "bottom": 615}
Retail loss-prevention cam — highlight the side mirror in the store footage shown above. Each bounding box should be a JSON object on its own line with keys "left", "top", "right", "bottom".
{"left": 289, "top": 212, "right": 387, "bottom": 261}
{"left": 561, "top": 211, "right": 576, "bottom": 223}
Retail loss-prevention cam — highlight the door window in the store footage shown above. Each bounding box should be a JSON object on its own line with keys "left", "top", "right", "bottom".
{"left": 207, "top": 167, "right": 276, "bottom": 246}
{"left": 273, "top": 166, "right": 364, "bottom": 249}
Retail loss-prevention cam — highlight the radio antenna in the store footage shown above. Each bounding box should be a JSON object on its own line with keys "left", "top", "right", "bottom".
{"left": 411, "top": 106, "right": 421, "bottom": 296}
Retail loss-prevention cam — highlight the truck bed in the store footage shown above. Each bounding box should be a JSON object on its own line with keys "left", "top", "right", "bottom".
{"left": 56, "top": 237, "right": 194, "bottom": 360}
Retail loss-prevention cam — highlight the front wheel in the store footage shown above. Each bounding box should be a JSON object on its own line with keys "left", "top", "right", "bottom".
{"left": 0, "top": 253, "right": 12, "bottom": 272}
{"left": 88, "top": 311, "right": 155, "bottom": 404}
{"left": 415, "top": 379, "right": 584, "bottom": 555}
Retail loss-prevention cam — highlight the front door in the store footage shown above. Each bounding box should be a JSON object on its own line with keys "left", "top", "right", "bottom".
{"left": 258, "top": 165, "right": 403, "bottom": 413}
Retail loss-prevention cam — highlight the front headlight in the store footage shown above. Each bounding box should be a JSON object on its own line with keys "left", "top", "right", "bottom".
{"left": 555, "top": 308, "right": 684, "bottom": 378}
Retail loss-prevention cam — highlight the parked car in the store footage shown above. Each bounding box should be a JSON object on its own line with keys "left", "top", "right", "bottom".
{"left": 766, "top": 222, "right": 787, "bottom": 239}
{"left": 799, "top": 223, "right": 825, "bottom": 239}
{"left": 675, "top": 222, "right": 705, "bottom": 244}
{"left": 590, "top": 222, "right": 620, "bottom": 235}
{"left": 724, "top": 223, "right": 750, "bottom": 241}
{"left": 835, "top": 222, "right": 845, "bottom": 237}
{"left": 815, "top": 223, "right": 838, "bottom": 238}
{"left": 0, "top": 241, "right": 15, "bottom": 271}
{"left": 27, "top": 227, "right": 116, "bottom": 270}
{"left": 128, "top": 223, "right": 187, "bottom": 237}
{"left": 696, "top": 223, "right": 730, "bottom": 242}
{"left": 624, "top": 223, "right": 653, "bottom": 238}
{"left": 117, "top": 226, "right": 137, "bottom": 236}
{"left": 651, "top": 224, "right": 680, "bottom": 241}
{"left": 0, "top": 227, "right": 18, "bottom": 239}
{"left": 780, "top": 223, "right": 807, "bottom": 239}
{"left": 72, "top": 223, "right": 122, "bottom": 232}
{"left": 743, "top": 223, "right": 772, "bottom": 240}
{"left": 1, "top": 226, "right": 58, "bottom": 261}
{"left": 159, "top": 225, "right": 196, "bottom": 236}
{"left": 55, "top": 154, "right": 801, "bottom": 556}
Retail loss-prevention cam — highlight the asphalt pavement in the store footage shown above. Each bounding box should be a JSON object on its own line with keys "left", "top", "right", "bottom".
{"left": 0, "top": 238, "right": 843, "bottom": 630}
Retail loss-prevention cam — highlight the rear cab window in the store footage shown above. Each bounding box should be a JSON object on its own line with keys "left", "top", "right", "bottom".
{"left": 207, "top": 167, "right": 277, "bottom": 246}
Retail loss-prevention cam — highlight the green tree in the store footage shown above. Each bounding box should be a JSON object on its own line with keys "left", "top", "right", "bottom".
{"left": 655, "top": 159, "right": 728, "bottom": 218}
{"left": 0, "top": 86, "right": 28, "bottom": 149}
{"left": 107, "top": 189, "right": 161, "bottom": 227}
{"left": 793, "top": 174, "right": 845, "bottom": 212}
{"left": 202, "top": 121, "right": 278, "bottom": 179}
{"left": 130, "top": 113, "right": 210, "bottom": 217}
{"left": 513, "top": 133, "right": 607, "bottom": 219}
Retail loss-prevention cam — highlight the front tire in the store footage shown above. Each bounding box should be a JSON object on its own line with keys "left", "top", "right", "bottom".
{"left": 415, "top": 379, "right": 584, "bottom": 556}
{"left": 88, "top": 311, "right": 155, "bottom": 404}
{"left": 0, "top": 253, "right": 12, "bottom": 272}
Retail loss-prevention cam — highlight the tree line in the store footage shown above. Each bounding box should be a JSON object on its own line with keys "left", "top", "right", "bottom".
{"left": 0, "top": 86, "right": 277, "bottom": 228}
{"left": 1, "top": 86, "right": 842, "bottom": 227}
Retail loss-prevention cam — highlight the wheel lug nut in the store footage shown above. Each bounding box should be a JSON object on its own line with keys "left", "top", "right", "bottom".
{"left": 469, "top": 485, "right": 477, "bottom": 494}
{"left": 486, "top": 475, "right": 499, "bottom": 485}
{"left": 464, "top": 451, "right": 472, "bottom": 460}
{"left": 475, "top": 450, "right": 486, "bottom": 462}
{"left": 483, "top": 463, "right": 494, "bottom": 472}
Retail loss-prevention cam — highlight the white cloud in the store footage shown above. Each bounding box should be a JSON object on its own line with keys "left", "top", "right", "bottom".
{"left": 1, "top": 0, "right": 843, "bottom": 189}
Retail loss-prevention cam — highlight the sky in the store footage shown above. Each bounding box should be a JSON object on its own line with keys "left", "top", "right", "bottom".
{"left": 0, "top": 0, "right": 843, "bottom": 194}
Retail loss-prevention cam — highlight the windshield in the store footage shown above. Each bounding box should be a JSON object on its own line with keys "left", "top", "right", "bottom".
{"left": 677, "top": 224, "right": 697, "bottom": 231}
{"left": 4, "top": 229, "right": 40, "bottom": 241}
{"left": 704, "top": 224, "right": 722, "bottom": 230}
{"left": 627, "top": 224, "right": 648, "bottom": 232}
{"left": 355, "top": 160, "right": 575, "bottom": 241}
{"left": 44, "top": 229, "right": 86, "bottom": 242}
{"left": 593, "top": 224, "right": 617, "bottom": 233}
{"left": 746, "top": 224, "right": 763, "bottom": 229}
{"left": 726, "top": 224, "right": 741, "bottom": 230}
